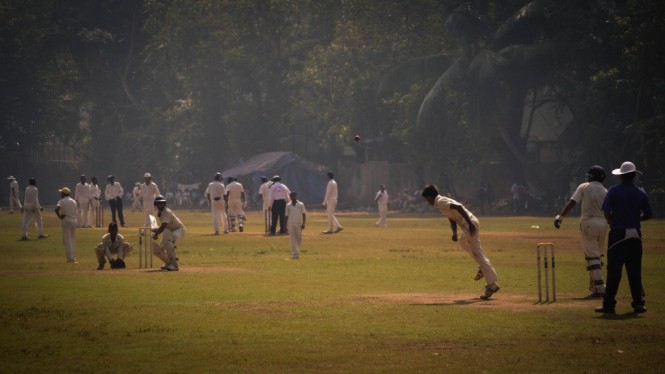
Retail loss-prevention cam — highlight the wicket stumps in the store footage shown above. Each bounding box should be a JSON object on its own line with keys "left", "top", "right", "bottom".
{"left": 138, "top": 227, "right": 154, "bottom": 269}
{"left": 536, "top": 242, "right": 556, "bottom": 302}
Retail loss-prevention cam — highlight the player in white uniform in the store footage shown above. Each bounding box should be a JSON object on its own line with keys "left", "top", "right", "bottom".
{"left": 131, "top": 182, "right": 142, "bottom": 212}
{"left": 74, "top": 175, "right": 91, "bottom": 228}
{"left": 21, "top": 178, "right": 48, "bottom": 240}
{"left": 554, "top": 165, "right": 608, "bottom": 297}
{"left": 139, "top": 173, "right": 161, "bottom": 228}
{"left": 375, "top": 184, "right": 389, "bottom": 228}
{"left": 225, "top": 177, "right": 246, "bottom": 232}
{"left": 151, "top": 196, "right": 185, "bottom": 271}
{"left": 89, "top": 176, "right": 102, "bottom": 227}
{"left": 322, "top": 171, "right": 343, "bottom": 234}
{"left": 285, "top": 191, "right": 306, "bottom": 259}
{"left": 55, "top": 187, "right": 78, "bottom": 263}
{"left": 95, "top": 222, "right": 133, "bottom": 270}
{"left": 8, "top": 176, "right": 21, "bottom": 213}
{"left": 422, "top": 184, "right": 500, "bottom": 300}
{"left": 256, "top": 176, "right": 272, "bottom": 233}
{"left": 206, "top": 173, "right": 228, "bottom": 234}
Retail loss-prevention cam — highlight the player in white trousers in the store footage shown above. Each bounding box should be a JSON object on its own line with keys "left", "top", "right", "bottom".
{"left": 21, "top": 178, "right": 48, "bottom": 240}
{"left": 139, "top": 173, "right": 161, "bottom": 228}
{"left": 131, "top": 182, "right": 142, "bottom": 212}
{"left": 375, "top": 184, "right": 389, "bottom": 228}
{"left": 285, "top": 191, "right": 306, "bottom": 259}
{"left": 8, "top": 176, "right": 21, "bottom": 213}
{"left": 55, "top": 187, "right": 78, "bottom": 263}
{"left": 151, "top": 195, "right": 185, "bottom": 271}
{"left": 554, "top": 165, "right": 608, "bottom": 297}
{"left": 74, "top": 175, "right": 91, "bottom": 228}
{"left": 89, "top": 176, "right": 102, "bottom": 227}
{"left": 206, "top": 173, "right": 228, "bottom": 234}
{"left": 256, "top": 176, "right": 272, "bottom": 233}
{"left": 225, "top": 177, "right": 246, "bottom": 232}
{"left": 421, "top": 184, "right": 500, "bottom": 300}
{"left": 322, "top": 171, "right": 343, "bottom": 234}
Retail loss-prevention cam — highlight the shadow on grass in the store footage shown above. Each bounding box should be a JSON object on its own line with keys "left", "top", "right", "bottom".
{"left": 595, "top": 313, "right": 644, "bottom": 320}
{"left": 411, "top": 298, "right": 487, "bottom": 307}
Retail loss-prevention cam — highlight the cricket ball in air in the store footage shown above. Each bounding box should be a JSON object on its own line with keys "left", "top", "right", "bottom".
{"left": 354, "top": 135, "right": 360, "bottom": 142}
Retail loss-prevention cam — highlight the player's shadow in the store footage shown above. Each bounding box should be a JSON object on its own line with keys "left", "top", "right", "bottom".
{"left": 595, "top": 313, "right": 644, "bottom": 320}
{"left": 412, "top": 298, "right": 487, "bottom": 307}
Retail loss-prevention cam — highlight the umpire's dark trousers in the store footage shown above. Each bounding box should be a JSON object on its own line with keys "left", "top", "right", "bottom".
{"left": 603, "top": 229, "right": 644, "bottom": 309}
{"left": 270, "top": 199, "right": 286, "bottom": 234}
{"left": 109, "top": 197, "right": 126, "bottom": 226}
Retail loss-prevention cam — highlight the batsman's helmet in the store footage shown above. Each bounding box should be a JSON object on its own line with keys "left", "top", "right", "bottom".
{"left": 586, "top": 165, "right": 606, "bottom": 182}
{"left": 154, "top": 195, "right": 167, "bottom": 206}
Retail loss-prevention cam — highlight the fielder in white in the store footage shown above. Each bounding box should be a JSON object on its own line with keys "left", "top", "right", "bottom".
{"left": 8, "top": 176, "right": 21, "bottom": 213}
{"left": 554, "top": 165, "right": 608, "bottom": 297}
{"left": 21, "top": 178, "right": 48, "bottom": 240}
{"left": 256, "top": 176, "right": 272, "bottom": 233}
{"left": 421, "top": 184, "right": 500, "bottom": 300}
{"left": 131, "top": 182, "right": 142, "bottom": 212}
{"left": 206, "top": 173, "right": 228, "bottom": 235}
{"left": 74, "top": 174, "right": 91, "bottom": 228}
{"left": 89, "top": 176, "right": 102, "bottom": 227}
{"left": 375, "top": 184, "right": 389, "bottom": 228}
{"left": 322, "top": 171, "right": 343, "bottom": 234}
{"left": 55, "top": 187, "right": 78, "bottom": 263}
{"left": 151, "top": 195, "right": 185, "bottom": 271}
{"left": 225, "top": 176, "right": 246, "bottom": 232}
{"left": 95, "top": 222, "right": 133, "bottom": 270}
{"left": 285, "top": 191, "right": 306, "bottom": 259}
{"left": 139, "top": 172, "right": 161, "bottom": 227}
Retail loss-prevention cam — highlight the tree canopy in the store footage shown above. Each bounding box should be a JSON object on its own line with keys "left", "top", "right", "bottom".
{"left": 1, "top": 0, "right": 663, "bottom": 202}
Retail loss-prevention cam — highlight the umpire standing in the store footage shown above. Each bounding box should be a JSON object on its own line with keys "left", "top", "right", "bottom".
{"left": 105, "top": 175, "right": 126, "bottom": 227}
{"left": 595, "top": 161, "right": 652, "bottom": 314}
{"left": 268, "top": 175, "right": 290, "bottom": 235}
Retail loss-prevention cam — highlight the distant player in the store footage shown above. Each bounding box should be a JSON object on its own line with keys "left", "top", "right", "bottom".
{"left": 421, "top": 184, "right": 500, "bottom": 300}
{"left": 8, "top": 176, "right": 21, "bottom": 213}
{"left": 140, "top": 173, "right": 161, "bottom": 228}
{"left": 256, "top": 176, "right": 272, "bottom": 234}
{"left": 206, "top": 173, "right": 228, "bottom": 235}
{"left": 74, "top": 174, "right": 91, "bottom": 228}
{"left": 322, "top": 171, "right": 343, "bottom": 234}
{"left": 285, "top": 191, "right": 306, "bottom": 259}
{"left": 89, "top": 176, "right": 102, "bottom": 227}
{"left": 554, "top": 165, "right": 608, "bottom": 297}
{"left": 375, "top": 184, "right": 389, "bottom": 228}
{"left": 225, "top": 176, "right": 246, "bottom": 232}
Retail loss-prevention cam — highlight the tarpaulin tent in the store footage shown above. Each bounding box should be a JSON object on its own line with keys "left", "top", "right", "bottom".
{"left": 221, "top": 152, "right": 328, "bottom": 204}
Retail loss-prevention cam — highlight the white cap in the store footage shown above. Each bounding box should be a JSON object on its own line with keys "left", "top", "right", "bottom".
{"left": 611, "top": 161, "right": 641, "bottom": 175}
{"left": 144, "top": 172, "right": 152, "bottom": 178}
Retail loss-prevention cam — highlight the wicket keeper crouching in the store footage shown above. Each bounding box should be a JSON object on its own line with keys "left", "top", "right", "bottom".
{"left": 151, "top": 195, "right": 185, "bottom": 271}
{"left": 95, "top": 222, "right": 133, "bottom": 270}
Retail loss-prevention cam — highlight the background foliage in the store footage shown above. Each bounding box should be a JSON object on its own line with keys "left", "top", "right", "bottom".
{"left": 1, "top": 0, "right": 663, "bottom": 202}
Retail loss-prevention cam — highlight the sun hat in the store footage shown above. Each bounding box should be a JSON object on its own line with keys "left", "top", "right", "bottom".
{"left": 59, "top": 187, "right": 71, "bottom": 195}
{"left": 144, "top": 172, "right": 152, "bottom": 178}
{"left": 611, "top": 161, "right": 641, "bottom": 175}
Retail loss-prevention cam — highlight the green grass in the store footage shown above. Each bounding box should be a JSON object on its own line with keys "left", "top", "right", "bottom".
{"left": 1, "top": 209, "right": 664, "bottom": 373}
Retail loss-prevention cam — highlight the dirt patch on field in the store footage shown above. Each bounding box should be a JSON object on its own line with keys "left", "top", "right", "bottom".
{"left": 356, "top": 293, "right": 601, "bottom": 312}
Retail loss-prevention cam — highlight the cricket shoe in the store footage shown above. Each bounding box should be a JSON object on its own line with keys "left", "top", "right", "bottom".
{"left": 633, "top": 305, "right": 647, "bottom": 314}
{"left": 166, "top": 264, "right": 179, "bottom": 271}
{"left": 473, "top": 268, "right": 484, "bottom": 281}
{"left": 334, "top": 227, "right": 344, "bottom": 233}
{"left": 322, "top": 230, "right": 333, "bottom": 234}
{"left": 38, "top": 234, "right": 49, "bottom": 239}
{"left": 20, "top": 236, "right": 29, "bottom": 241}
{"left": 480, "top": 284, "right": 500, "bottom": 300}
{"left": 239, "top": 226, "right": 244, "bottom": 232}
{"left": 97, "top": 263, "right": 105, "bottom": 270}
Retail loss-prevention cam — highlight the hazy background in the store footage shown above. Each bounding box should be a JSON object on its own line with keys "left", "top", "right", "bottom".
{"left": 1, "top": 0, "right": 663, "bottom": 213}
